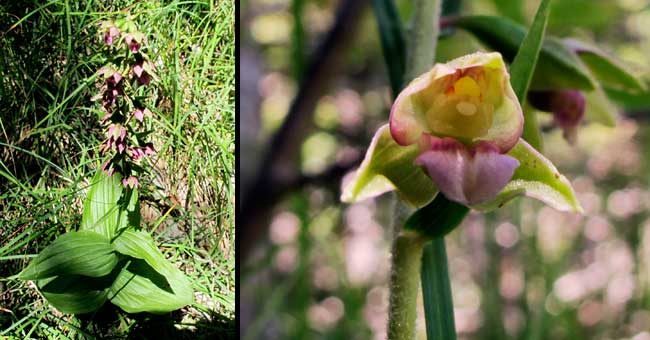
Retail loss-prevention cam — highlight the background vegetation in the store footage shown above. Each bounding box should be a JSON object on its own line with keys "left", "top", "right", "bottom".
{"left": 241, "top": 0, "right": 650, "bottom": 339}
{"left": 0, "top": 0, "right": 234, "bottom": 338}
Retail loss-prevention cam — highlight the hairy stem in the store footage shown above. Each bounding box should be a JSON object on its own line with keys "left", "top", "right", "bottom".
{"left": 386, "top": 0, "right": 440, "bottom": 338}
{"left": 387, "top": 231, "right": 425, "bottom": 340}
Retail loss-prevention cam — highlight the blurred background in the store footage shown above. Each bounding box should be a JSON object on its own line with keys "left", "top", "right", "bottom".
{"left": 240, "top": 0, "right": 650, "bottom": 338}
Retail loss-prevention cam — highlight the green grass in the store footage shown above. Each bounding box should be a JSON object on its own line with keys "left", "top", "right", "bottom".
{"left": 0, "top": 0, "right": 234, "bottom": 338}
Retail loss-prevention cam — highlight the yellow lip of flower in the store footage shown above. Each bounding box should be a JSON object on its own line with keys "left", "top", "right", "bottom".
{"left": 453, "top": 76, "right": 481, "bottom": 98}
{"left": 389, "top": 51, "right": 523, "bottom": 153}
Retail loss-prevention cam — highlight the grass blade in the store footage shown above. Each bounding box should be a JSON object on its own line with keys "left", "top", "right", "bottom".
{"left": 370, "top": 0, "right": 406, "bottom": 96}
{"left": 509, "top": 0, "right": 552, "bottom": 150}
{"left": 421, "top": 238, "right": 457, "bottom": 340}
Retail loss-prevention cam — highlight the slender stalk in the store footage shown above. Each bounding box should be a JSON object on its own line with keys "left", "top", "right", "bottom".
{"left": 388, "top": 231, "right": 425, "bottom": 340}
{"left": 386, "top": 0, "right": 440, "bottom": 338}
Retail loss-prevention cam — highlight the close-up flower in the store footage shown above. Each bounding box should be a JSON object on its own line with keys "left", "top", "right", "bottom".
{"left": 124, "top": 32, "right": 143, "bottom": 53}
{"left": 389, "top": 52, "right": 523, "bottom": 204}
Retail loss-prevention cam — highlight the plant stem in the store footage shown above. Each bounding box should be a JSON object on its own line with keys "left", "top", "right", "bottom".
{"left": 386, "top": 0, "right": 440, "bottom": 338}
{"left": 387, "top": 231, "right": 425, "bottom": 340}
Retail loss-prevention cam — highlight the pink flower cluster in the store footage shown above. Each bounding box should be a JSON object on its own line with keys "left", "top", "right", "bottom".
{"left": 96, "top": 21, "right": 157, "bottom": 188}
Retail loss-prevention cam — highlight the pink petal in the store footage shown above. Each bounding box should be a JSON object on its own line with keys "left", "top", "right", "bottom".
{"left": 134, "top": 109, "right": 144, "bottom": 122}
{"left": 133, "top": 63, "right": 144, "bottom": 77}
{"left": 415, "top": 137, "right": 519, "bottom": 205}
{"left": 112, "top": 72, "right": 123, "bottom": 84}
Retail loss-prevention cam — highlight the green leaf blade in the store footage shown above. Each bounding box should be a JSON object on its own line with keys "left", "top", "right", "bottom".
{"left": 509, "top": 0, "right": 551, "bottom": 149}
{"left": 565, "top": 38, "right": 646, "bottom": 93}
{"left": 19, "top": 231, "right": 118, "bottom": 280}
{"left": 421, "top": 239, "right": 457, "bottom": 340}
{"left": 371, "top": 0, "right": 406, "bottom": 96}
{"left": 81, "top": 170, "right": 124, "bottom": 239}
{"left": 37, "top": 271, "right": 118, "bottom": 314}
{"left": 453, "top": 15, "right": 595, "bottom": 92}
{"left": 109, "top": 230, "right": 193, "bottom": 313}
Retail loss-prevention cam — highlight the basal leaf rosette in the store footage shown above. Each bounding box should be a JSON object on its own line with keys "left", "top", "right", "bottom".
{"left": 342, "top": 52, "right": 582, "bottom": 213}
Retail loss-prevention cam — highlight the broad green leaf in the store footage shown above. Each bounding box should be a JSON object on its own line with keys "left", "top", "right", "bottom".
{"left": 109, "top": 230, "right": 192, "bottom": 313}
{"left": 453, "top": 15, "right": 595, "bottom": 91}
{"left": 81, "top": 170, "right": 139, "bottom": 239}
{"left": 112, "top": 230, "right": 179, "bottom": 276}
{"left": 564, "top": 38, "right": 646, "bottom": 93}
{"left": 584, "top": 85, "right": 618, "bottom": 127}
{"left": 81, "top": 170, "right": 123, "bottom": 239}
{"left": 36, "top": 269, "right": 120, "bottom": 314}
{"left": 474, "top": 138, "right": 583, "bottom": 213}
{"left": 341, "top": 124, "right": 437, "bottom": 207}
{"left": 508, "top": 0, "right": 550, "bottom": 150}
{"left": 19, "top": 231, "right": 119, "bottom": 280}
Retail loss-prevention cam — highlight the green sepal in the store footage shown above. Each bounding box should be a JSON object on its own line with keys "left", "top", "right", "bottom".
{"left": 109, "top": 230, "right": 193, "bottom": 313}
{"left": 19, "top": 231, "right": 119, "bottom": 280}
{"left": 473, "top": 138, "right": 583, "bottom": 213}
{"left": 453, "top": 15, "right": 595, "bottom": 91}
{"left": 341, "top": 124, "right": 437, "bottom": 208}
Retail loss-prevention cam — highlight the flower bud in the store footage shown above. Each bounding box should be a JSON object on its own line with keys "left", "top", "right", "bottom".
{"left": 528, "top": 89, "right": 585, "bottom": 144}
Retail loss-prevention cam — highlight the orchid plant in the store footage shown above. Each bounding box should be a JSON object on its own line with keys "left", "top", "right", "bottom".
{"left": 16, "top": 18, "right": 192, "bottom": 315}
{"left": 341, "top": 0, "right": 644, "bottom": 338}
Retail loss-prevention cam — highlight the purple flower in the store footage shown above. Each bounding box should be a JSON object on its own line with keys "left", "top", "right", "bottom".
{"left": 133, "top": 109, "right": 144, "bottom": 122}
{"left": 132, "top": 61, "right": 151, "bottom": 86}
{"left": 389, "top": 52, "right": 523, "bottom": 205}
{"left": 104, "top": 26, "right": 120, "bottom": 45}
{"left": 106, "top": 124, "right": 127, "bottom": 154}
{"left": 124, "top": 33, "right": 141, "bottom": 53}
{"left": 101, "top": 161, "right": 115, "bottom": 176}
{"left": 528, "top": 89, "right": 585, "bottom": 144}
{"left": 143, "top": 142, "right": 156, "bottom": 155}
{"left": 122, "top": 176, "right": 139, "bottom": 189}
{"left": 128, "top": 147, "right": 145, "bottom": 162}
